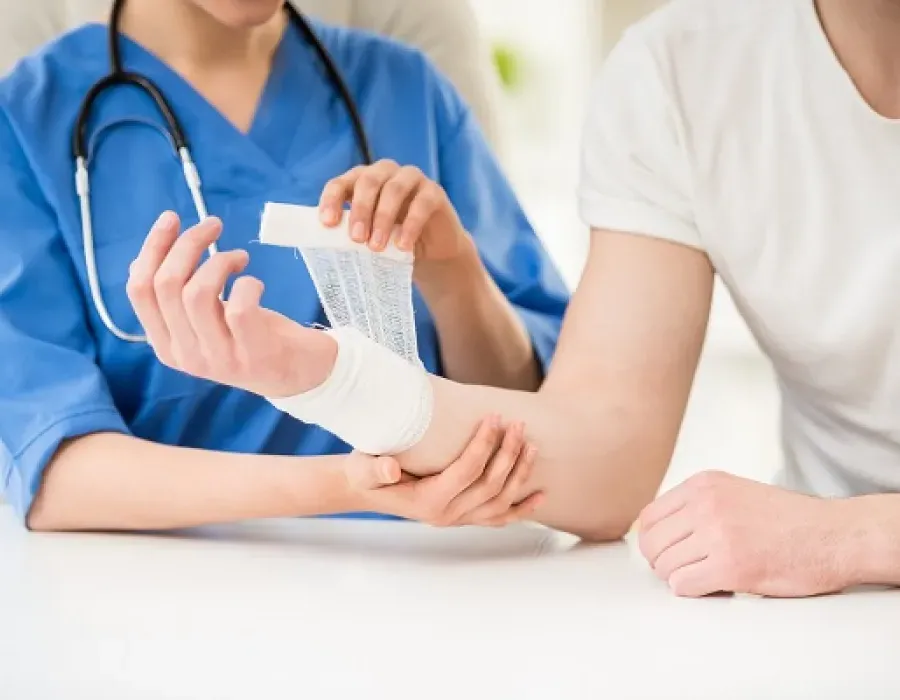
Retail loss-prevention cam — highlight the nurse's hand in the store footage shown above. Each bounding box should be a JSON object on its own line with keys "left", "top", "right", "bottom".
{"left": 345, "top": 417, "right": 544, "bottom": 528}
{"left": 128, "top": 212, "right": 336, "bottom": 398}
{"left": 318, "top": 160, "right": 475, "bottom": 264}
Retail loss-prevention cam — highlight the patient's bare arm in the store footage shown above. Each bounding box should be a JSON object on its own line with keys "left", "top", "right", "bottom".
{"left": 134, "top": 214, "right": 714, "bottom": 541}
{"left": 396, "top": 230, "right": 714, "bottom": 539}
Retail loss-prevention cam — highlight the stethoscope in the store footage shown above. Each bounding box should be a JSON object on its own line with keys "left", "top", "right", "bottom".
{"left": 75, "top": 0, "right": 373, "bottom": 342}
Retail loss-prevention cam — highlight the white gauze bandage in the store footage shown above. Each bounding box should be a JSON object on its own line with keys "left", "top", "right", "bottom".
{"left": 258, "top": 203, "right": 433, "bottom": 455}
{"left": 259, "top": 202, "right": 421, "bottom": 365}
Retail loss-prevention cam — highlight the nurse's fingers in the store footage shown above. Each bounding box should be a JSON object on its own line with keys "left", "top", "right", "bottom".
{"left": 479, "top": 492, "right": 545, "bottom": 528}
{"left": 319, "top": 166, "right": 364, "bottom": 226}
{"left": 423, "top": 416, "right": 502, "bottom": 522}
{"left": 223, "top": 275, "right": 267, "bottom": 362}
{"left": 370, "top": 166, "right": 423, "bottom": 251}
{"left": 441, "top": 422, "right": 526, "bottom": 523}
{"left": 399, "top": 181, "right": 447, "bottom": 251}
{"left": 183, "top": 249, "right": 250, "bottom": 364}
{"left": 458, "top": 445, "right": 540, "bottom": 525}
{"left": 154, "top": 217, "right": 223, "bottom": 363}
{"left": 345, "top": 159, "right": 399, "bottom": 243}
{"left": 127, "top": 211, "right": 181, "bottom": 355}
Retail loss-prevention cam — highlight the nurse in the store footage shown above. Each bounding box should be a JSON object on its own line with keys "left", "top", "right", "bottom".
{"left": 138, "top": 0, "right": 900, "bottom": 598}
{"left": 0, "top": 0, "right": 569, "bottom": 529}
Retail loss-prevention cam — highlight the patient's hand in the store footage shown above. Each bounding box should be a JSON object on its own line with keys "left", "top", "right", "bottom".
{"left": 127, "top": 211, "right": 336, "bottom": 397}
{"left": 346, "top": 416, "right": 542, "bottom": 528}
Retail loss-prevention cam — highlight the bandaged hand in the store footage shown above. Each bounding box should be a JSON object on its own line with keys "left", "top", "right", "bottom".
{"left": 127, "top": 212, "right": 336, "bottom": 398}
{"left": 346, "top": 417, "right": 543, "bottom": 528}
{"left": 318, "top": 159, "right": 475, "bottom": 266}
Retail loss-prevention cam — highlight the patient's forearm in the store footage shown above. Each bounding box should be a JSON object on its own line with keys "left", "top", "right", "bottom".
{"left": 27, "top": 433, "right": 357, "bottom": 532}
{"left": 417, "top": 249, "right": 540, "bottom": 390}
{"left": 399, "top": 378, "right": 672, "bottom": 540}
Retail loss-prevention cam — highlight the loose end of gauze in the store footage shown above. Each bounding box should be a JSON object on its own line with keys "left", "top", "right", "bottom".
{"left": 266, "top": 326, "right": 434, "bottom": 455}
{"left": 258, "top": 202, "right": 412, "bottom": 263}
{"left": 257, "top": 201, "right": 422, "bottom": 366}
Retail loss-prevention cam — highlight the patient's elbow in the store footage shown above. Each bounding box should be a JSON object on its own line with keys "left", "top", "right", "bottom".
{"left": 571, "top": 512, "right": 636, "bottom": 543}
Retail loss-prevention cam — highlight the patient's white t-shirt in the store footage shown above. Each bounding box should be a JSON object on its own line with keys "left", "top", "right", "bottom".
{"left": 579, "top": 0, "right": 900, "bottom": 497}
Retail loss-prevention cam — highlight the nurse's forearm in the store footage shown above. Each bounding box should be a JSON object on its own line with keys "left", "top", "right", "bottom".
{"left": 416, "top": 249, "right": 540, "bottom": 390}
{"left": 398, "top": 377, "right": 666, "bottom": 541}
{"left": 27, "top": 433, "right": 358, "bottom": 532}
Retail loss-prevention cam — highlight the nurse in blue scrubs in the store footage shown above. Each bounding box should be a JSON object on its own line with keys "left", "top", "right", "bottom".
{"left": 0, "top": 0, "right": 569, "bottom": 532}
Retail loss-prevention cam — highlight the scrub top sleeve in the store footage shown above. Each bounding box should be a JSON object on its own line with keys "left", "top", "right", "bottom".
{"left": 577, "top": 29, "right": 701, "bottom": 251}
{"left": 0, "top": 110, "right": 129, "bottom": 522}
{"left": 430, "top": 72, "right": 569, "bottom": 375}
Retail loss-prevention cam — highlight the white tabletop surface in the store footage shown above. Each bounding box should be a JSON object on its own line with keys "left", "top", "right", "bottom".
{"left": 2, "top": 505, "right": 899, "bottom": 700}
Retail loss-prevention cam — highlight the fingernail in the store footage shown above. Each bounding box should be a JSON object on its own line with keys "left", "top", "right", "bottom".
{"left": 371, "top": 229, "right": 385, "bottom": 249}
{"left": 154, "top": 211, "right": 175, "bottom": 229}
{"left": 351, "top": 222, "right": 365, "bottom": 242}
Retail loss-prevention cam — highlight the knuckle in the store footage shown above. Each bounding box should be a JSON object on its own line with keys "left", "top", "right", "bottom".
{"left": 224, "top": 302, "right": 251, "bottom": 326}
{"left": 181, "top": 280, "right": 210, "bottom": 310}
{"left": 357, "top": 172, "right": 381, "bottom": 191}
{"left": 125, "top": 267, "right": 152, "bottom": 298}
{"left": 421, "top": 182, "right": 445, "bottom": 207}
{"left": 153, "top": 270, "right": 182, "bottom": 296}
{"left": 376, "top": 158, "right": 398, "bottom": 170}
{"left": 690, "top": 470, "right": 720, "bottom": 492}
{"left": 381, "top": 179, "right": 406, "bottom": 199}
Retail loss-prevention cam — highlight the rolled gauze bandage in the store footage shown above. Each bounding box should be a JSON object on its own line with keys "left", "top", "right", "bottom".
{"left": 267, "top": 326, "right": 434, "bottom": 455}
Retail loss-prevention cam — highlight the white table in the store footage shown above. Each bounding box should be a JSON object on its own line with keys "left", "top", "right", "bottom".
{"left": 2, "top": 507, "right": 899, "bottom": 700}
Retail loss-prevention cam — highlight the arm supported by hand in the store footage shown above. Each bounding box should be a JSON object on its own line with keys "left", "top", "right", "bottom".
{"left": 287, "top": 229, "right": 714, "bottom": 540}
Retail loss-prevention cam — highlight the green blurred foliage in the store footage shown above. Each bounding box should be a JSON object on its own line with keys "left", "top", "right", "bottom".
{"left": 492, "top": 43, "right": 523, "bottom": 91}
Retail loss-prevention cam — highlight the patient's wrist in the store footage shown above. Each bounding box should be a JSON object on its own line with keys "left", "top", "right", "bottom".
{"left": 842, "top": 495, "right": 900, "bottom": 587}
{"left": 270, "top": 327, "right": 339, "bottom": 398}
{"left": 266, "top": 327, "right": 434, "bottom": 455}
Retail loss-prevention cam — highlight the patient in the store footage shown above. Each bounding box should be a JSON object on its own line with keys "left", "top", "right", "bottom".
{"left": 118, "top": 0, "right": 900, "bottom": 599}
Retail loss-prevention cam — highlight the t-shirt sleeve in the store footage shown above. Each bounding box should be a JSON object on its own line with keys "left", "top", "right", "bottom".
{"left": 0, "top": 109, "right": 129, "bottom": 521}
{"left": 578, "top": 29, "right": 702, "bottom": 251}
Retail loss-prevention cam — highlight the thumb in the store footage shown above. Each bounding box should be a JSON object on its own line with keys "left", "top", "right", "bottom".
{"left": 345, "top": 454, "right": 402, "bottom": 491}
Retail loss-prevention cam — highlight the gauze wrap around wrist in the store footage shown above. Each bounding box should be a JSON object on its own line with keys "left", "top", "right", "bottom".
{"left": 258, "top": 202, "right": 434, "bottom": 455}
{"left": 267, "top": 326, "right": 433, "bottom": 455}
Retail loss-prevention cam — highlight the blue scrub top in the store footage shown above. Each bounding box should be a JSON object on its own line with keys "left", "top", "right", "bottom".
{"left": 0, "top": 20, "right": 569, "bottom": 520}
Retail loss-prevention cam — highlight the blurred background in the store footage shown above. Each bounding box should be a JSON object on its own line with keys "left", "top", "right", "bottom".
{"left": 0, "top": 0, "right": 783, "bottom": 495}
